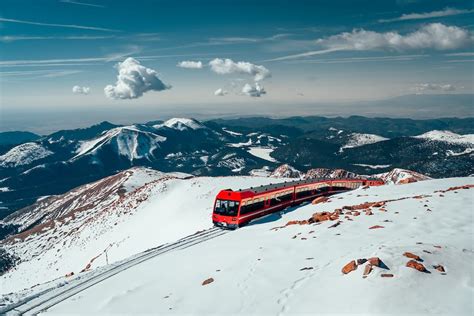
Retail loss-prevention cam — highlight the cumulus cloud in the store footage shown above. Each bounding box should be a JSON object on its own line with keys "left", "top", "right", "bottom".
{"left": 104, "top": 57, "right": 170, "bottom": 100}
{"left": 379, "top": 7, "right": 474, "bottom": 23}
{"left": 72, "top": 85, "right": 90, "bottom": 95}
{"left": 413, "top": 83, "right": 456, "bottom": 93}
{"left": 268, "top": 23, "right": 472, "bottom": 61}
{"left": 214, "top": 88, "right": 228, "bottom": 96}
{"left": 177, "top": 60, "right": 203, "bottom": 69}
{"left": 209, "top": 58, "right": 271, "bottom": 81}
{"left": 242, "top": 82, "right": 266, "bottom": 97}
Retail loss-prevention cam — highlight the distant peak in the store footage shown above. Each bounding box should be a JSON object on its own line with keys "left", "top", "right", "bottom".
{"left": 156, "top": 118, "right": 205, "bottom": 131}
{"left": 413, "top": 130, "right": 474, "bottom": 145}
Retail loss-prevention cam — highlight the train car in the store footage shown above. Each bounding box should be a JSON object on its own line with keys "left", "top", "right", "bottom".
{"left": 212, "top": 178, "right": 384, "bottom": 229}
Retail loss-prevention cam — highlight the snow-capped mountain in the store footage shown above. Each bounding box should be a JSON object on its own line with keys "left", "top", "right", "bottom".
{"left": 1, "top": 116, "right": 473, "bottom": 218}
{"left": 304, "top": 167, "right": 361, "bottom": 179}
{"left": 375, "top": 168, "right": 432, "bottom": 184}
{"left": 341, "top": 133, "right": 389, "bottom": 150}
{"left": 413, "top": 130, "right": 474, "bottom": 145}
{"left": 1, "top": 172, "right": 472, "bottom": 315}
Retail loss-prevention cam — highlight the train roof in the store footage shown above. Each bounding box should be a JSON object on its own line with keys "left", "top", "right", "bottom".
{"left": 237, "top": 177, "right": 381, "bottom": 195}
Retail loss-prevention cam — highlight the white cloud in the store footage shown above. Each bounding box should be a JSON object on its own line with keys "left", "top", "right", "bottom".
{"left": 214, "top": 88, "right": 228, "bottom": 96}
{"left": 268, "top": 23, "right": 472, "bottom": 61}
{"left": 242, "top": 83, "right": 266, "bottom": 97}
{"left": 72, "top": 85, "right": 90, "bottom": 95}
{"left": 104, "top": 57, "right": 170, "bottom": 100}
{"left": 177, "top": 60, "right": 203, "bottom": 69}
{"left": 379, "top": 7, "right": 474, "bottom": 23}
{"left": 209, "top": 58, "right": 271, "bottom": 81}
{"left": 413, "top": 83, "right": 456, "bottom": 93}
{"left": 60, "top": 0, "right": 106, "bottom": 8}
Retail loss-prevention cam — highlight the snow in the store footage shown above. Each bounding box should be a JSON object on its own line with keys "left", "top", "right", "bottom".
{"left": 73, "top": 126, "right": 166, "bottom": 161}
{"left": 446, "top": 148, "right": 474, "bottom": 156}
{"left": 414, "top": 130, "right": 474, "bottom": 145}
{"left": 227, "top": 139, "right": 253, "bottom": 147}
{"left": 35, "top": 177, "right": 473, "bottom": 315}
{"left": 247, "top": 147, "right": 278, "bottom": 162}
{"left": 222, "top": 128, "right": 243, "bottom": 136}
{"left": 0, "top": 142, "right": 53, "bottom": 168}
{"left": 353, "top": 163, "right": 391, "bottom": 169}
{"left": 157, "top": 118, "right": 205, "bottom": 131}
{"left": 0, "top": 171, "right": 288, "bottom": 296}
{"left": 342, "top": 133, "right": 389, "bottom": 150}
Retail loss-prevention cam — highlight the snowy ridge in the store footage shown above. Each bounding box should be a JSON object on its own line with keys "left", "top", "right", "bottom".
{"left": 270, "top": 164, "right": 303, "bottom": 178}
{"left": 156, "top": 118, "right": 206, "bottom": 131}
{"left": 0, "top": 143, "right": 53, "bottom": 168}
{"left": 376, "top": 168, "right": 431, "bottom": 184}
{"left": 341, "top": 133, "right": 389, "bottom": 150}
{"left": 414, "top": 130, "right": 474, "bottom": 145}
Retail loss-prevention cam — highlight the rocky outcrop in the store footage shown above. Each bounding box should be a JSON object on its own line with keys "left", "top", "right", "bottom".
{"left": 403, "top": 252, "right": 422, "bottom": 261}
{"left": 406, "top": 260, "right": 429, "bottom": 273}
{"left": 270, "top": 164, "right": 303, "bottom": 178}
{"left": 304, "top": 168, "right": 360, "bottom": 180}
{"left": 342, "top": 260, "right": 357, "bottom": 274}
{"left": 202, "top": 277, "right": 214, "bottom": 286}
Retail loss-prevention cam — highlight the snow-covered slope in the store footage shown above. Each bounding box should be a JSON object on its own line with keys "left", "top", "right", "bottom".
{"left": 0, "top": 169, "right": 288, "bottom": 295}
{"left": 341, "top": 133, "right": 389, "bottom": 150}
{"left": 414, "top": 130, "right": 474, "bottom": 145}
{"left": 376, "top": 168, "right": 432, "bottom": 184}
{"left": 0, "top": 143, "right": 53, "bottom": 168}
{"left": 32, "top": 177, "right": 474, "bottom": 315}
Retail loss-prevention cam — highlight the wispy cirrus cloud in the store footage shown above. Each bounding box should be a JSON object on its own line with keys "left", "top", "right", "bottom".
{"left": 177, "top": 61, "right": 203, "bottom": 69}
{"left": 0, "top": 35, "right": 114, "bottom": 42}
{"left": 267, "top": 23, "right": 472, "bottom": 61}
{"left": 379, "top": 7, "right": 474, "bottom": 23}
{"left": 0, "top": 17, "right": 119, "bottom": 32}
{"left": 60, "top": 0, "right": 105, "bottom": 8}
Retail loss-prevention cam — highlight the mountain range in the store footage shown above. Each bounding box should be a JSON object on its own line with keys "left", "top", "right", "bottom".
{"left": 0, "top": 116, "right": 473, "bottom": 217}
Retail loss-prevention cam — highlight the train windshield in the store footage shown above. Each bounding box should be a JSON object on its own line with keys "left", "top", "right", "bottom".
{"left": 214, "top": 199, "right": 240, "bottom": 216}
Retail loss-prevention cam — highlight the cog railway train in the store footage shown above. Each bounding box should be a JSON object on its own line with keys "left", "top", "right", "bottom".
{"left": 212, "top": 177, "right": 384, "bottom": 229}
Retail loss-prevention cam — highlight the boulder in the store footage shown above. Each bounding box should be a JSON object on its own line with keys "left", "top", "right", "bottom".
{"left": 406, "top": 260, "right": 429, "bottom": 273}
{"left": 202, "top": 277, "right": 214, "bottom": 286}
{"left": 381, "top": 274, "right": 394, "bottom": 278}
{"left": 363, "top": 264, "right": 373, "bottom": 277}
{"left": 312, "top": 196, "right": 329, "bottom": 205}
{"left": 368, "top": 257, "right": 381, "bottom": 267}
{"left": 403, "top": 252, "right": 422, "bottom": 261}
{"left": 433, "top": 265, "right": 445, "bottom": 272}
{"left": 342, "top": 260, "right": 357, "bottom": 274}
{"left": 357, "top": 258, "right": 367, "bottom": 265}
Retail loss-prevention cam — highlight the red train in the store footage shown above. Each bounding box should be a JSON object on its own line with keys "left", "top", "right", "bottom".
{"left": 212, "top": 178, "right": 384, "bottom": 229}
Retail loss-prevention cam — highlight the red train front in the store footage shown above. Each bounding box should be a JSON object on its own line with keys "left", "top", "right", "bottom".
{"left": 212, "top": 178, "right": 384, "bottom": 229}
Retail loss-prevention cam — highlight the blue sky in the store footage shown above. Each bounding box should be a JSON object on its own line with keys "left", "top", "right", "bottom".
{"left": 0, "top": 0, "right": 473, "bottom": 132}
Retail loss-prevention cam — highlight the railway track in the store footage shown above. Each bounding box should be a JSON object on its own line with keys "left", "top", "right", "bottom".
{"left": 2, "top": 226, "right": 228, "bottom": 315}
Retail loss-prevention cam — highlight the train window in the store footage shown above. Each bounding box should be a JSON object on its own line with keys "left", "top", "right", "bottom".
{"left": 214, "top": 199, "right": 239, "bottom": 216}
{"left": 240, "top": 198, "right": 265, "bottom": 215}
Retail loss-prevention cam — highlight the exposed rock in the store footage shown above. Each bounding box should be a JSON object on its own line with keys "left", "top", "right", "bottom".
{"left": 285, "top": 220, "right": 309, "bottom": 226}
{"left": 312, "top": 196, "right": 329, "bottom": 205}
{"left": 270, "top": 164, "right": 303, "bottom": 178}
{"left": 368, "top": 257, "right": 381, "bottom": 267}
{"left": 357, "top": 258, "right": 367, "bottom": 265}
{"left": 342, "top": 260, "right": 357, "bottom": 274}
{"left": 406, "top": 260, "right": 429, "bottom": 273}
{"left": 304, "top": 168, "right": 360, "bottom": 180}
{"left": 328, "top": 221, "right": 342, "bottom": 228}
{"left": 300, "top": 267, "right": 314, "bottom": 271}
{"left": 433, "top": 264, "right": 445, "bottom": 272}
{"left": 423, "top": 250, "right": 432, "bottom": 254}
{"left": 381, "top": 274, "right": 394, "bottom": 278}
{"left": 363, "top": 264, "right": 373, "bottom": 277}
{"left": 65, "top": 272, "right": 74, "bottom": 277}
{"left": 369, "top": 225, "right": 384, "bottom": 229}
{"left": 202, "top": 277, "right": 214, "bottom": 286}
{"left": 365, "top": 210, "right": 373, "bottom": 216}
{"left": 403, "top": 252, "right": 422, "bottom": 261}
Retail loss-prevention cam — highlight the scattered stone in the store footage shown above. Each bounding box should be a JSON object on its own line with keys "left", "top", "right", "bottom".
{"left": 286, "top": 220, "right": 309, "bottom": 226}
{"left": 369, "top": 225, "right": 384, "bottom": 229}
{"left": 433, "top": 265, "right": 445, "bottom": 272}
{"left": 423, "top": 250, "right": 432, "bottom": 254}
{"left": 301, "top": 237, "right": 307, "bottom": 240}
{"left": 312, "top": 196, "right": 329, "bottom": 205}
{"left": 292, "top": 235, "right": 297, "bottom": 239}
{"left": 365, "top": 210, "right": 373, "bottom": 216}
{"left": 434, "top": 245, "right": 442, "bottom": 249}
{"left": 357, "top": 258, "right": 367, "bottom": 265}
{"left": 308, "top": 230, "right": 315, "bottom": 234}
{"left": 403, "top": 252, "right": 423, "bottom": 262}
{"left": 381, "top": 274, "right": 394, "bottom": 278}
{"left": 65, "top": 272, "right": 74, "bottom": 277}
{"left": 406, "top": 260, "right": 429, "bottom": 273}
{"left": 202, "top": 278, "right": 214, "bottom": 286}
{"left": 394, "top": 211, "right": 399, "bottom": 214}
{"left": 342, "top": 260, "right": 357, "bottom": 274}
{"left": 353, "top": 211, "right": 360, "bottom": 216}
{"left": 368, "top": 257, "right": 381, "bottom": 267}
{"left": 426, "top": 209, "right": 432, "bottom": 212}
{"left": 328, "top": 221, "right": 342, "bottom": 228}
{"left": 416, "top": 242, "right": 423, "bottom": 244}
{"left": 300, "top": 267, "right": 314, "bottom": 271}
{"left": 363, "top": 264, "right": 373, "bottom": 278}
{"left": 306, "top": 257, "right": 314, "bottom": 260}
